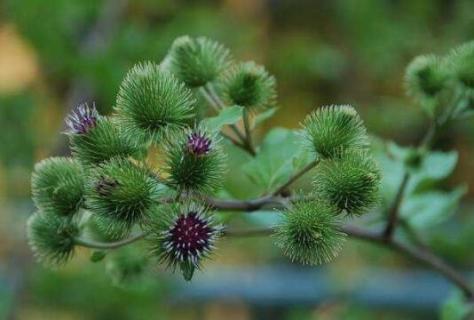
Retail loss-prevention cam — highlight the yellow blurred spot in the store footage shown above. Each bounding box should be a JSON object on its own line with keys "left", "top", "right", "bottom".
{"left": 0, "top": 25, "right": 39, "bottom": 93}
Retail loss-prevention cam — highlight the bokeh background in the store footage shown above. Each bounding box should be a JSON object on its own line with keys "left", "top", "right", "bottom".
{"left": 1, "top": 0, "right": 474, "bottom": 319}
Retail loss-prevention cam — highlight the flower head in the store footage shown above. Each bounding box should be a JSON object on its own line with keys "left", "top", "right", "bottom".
{"left": 66, "top": 103, "right": 99, "bottom": 134}
{"left": 275, "top": 200, "right": 346, "bottom": 265}
{"left": 187, "top": 131, "right": 212, "bottom": 156}
{"left": 146, "top": 203, "right": 221, "bottom": 281}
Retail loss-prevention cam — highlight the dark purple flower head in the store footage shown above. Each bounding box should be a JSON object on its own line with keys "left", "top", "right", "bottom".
{"left": 66, "top": 103, "right": 99, "bottom": 134}
{"left": 95, "top": 175, "right": 119, "bottom": 197}
{"left": 187, "top": 132, "right": 212, "bottom": 156}
{"left": 163, "top": 211, "right": 217, "bottom": 266}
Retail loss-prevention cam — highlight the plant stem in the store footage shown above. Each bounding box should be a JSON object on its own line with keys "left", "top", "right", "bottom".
{"left": 242, "top": 109, "right": 255, "bottom": 152}
{"left": 204, "top": 84, "right": 257, "bottom": 156}
{"left": 74, "top": 232, "right": 147, "bottom": 250}
{"left": 273, "top": 159, "right": 320, "bottom": 196}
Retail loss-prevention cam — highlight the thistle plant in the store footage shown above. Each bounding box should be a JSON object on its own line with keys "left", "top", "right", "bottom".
{"left": 26, "top": 35, "right": 474, "bottom": 300}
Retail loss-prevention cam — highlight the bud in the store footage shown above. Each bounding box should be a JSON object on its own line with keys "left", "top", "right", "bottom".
{"left": 448, "top": 41, "right": 474, "bottom": 89}
{"left": 275, "top": 200, "right": 346, "bottom": 265}
{"left": 67, "top": 105, "right": 141, "bottom": 166}
{"left": 313, "top": 151, "right": 380, "bottom": 216}
{"left": 27, "top": 212, "right": 79, "bottom": 266}
{"left": 302, "top": 105, "right": 368, "bottom": 159}
{"left": 221, "top": 61, "right": 276, "bottom": 110}
{"left": 167, "top": 36, "right": 231, "bottom": 87}
{"left": 145, "top": 202, "right": 222, "bottom": 281}
{"left": 86, "top": 158, "right": 164, "bottom": 232}
{"left": 405, "top": 55, "right": 449, "bottom": 117}
{"left": 66, "top": 103, "right": 99, "bottom": 134}
{"left": 32, "top": 157, "right": 84, "bottom": 216}
{"left": 115, "top": 62, "right": 196, "bottom": 142}
{"left": 164, "top": 127, "right": 225, "bottom": 194}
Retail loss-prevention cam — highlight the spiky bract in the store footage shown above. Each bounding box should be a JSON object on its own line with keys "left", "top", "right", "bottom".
{"left": 163, "top": 127, "right": 225, "bottom": 194}
{"left": 167, "top": 36, "right": 231, "bottom": 87}
{"left": 68, "top": 114, "right": 141, "bottom": 166}
{"left": 221, "top": 61, "right": 276, "bottom": 110}
{"left": 32, "top": 157, "right": 84, "bottom": 216}
{"left": 145, "top": 202, "right": 221, "bottom": 281}
{"left": 447, "top": 41, "right": 474, "bottom": 89}
{"left": 115, "top": 62, "right": 196, "bottom": 142}
{"left": 302, "top": 105, "right": 368, "bottom": 159}
{"left": 86, "top": 158, "right": 163, "bottom": 232}
{"left": 314, "top": 151, "right": 380, "bottom": 216}
{"left": 85, "top": 214, "right": 131, "bottom": 242}
{"left": 405, "top": 55, "right": 449, "bottom": 102}
{"left": 275, "top": 200, "right": 346, "bottom": 265}
{"left": 27, "top": 212, "right": 79, "bottom": 266}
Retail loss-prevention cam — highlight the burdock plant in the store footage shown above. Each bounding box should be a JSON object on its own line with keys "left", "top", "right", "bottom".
{"left": 26, "top": 35, "right": 474, "bottom": 302}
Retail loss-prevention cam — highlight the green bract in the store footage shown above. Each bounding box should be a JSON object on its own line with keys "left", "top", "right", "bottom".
{"left": 221, "top": 61, "right": 276, "bottom": 110}
{"left": 144, "top": 202, "right": 222, "bottom": 281}
{"left": 69, "top": 115, "right": 141, "bottom": 166}
{"left": 163, "top": 127, "right": 225, "bottom": 194}
{"left": 31, "top": 157, "right": 84, "bottom": 216}
{"left": 27, "top": 212, "right": 79, "bottom": 266}
{"left": 405, "top": 55, "right": 449, "bottom": 108}
{"left": 167, "top": 36, "right": 231, "bottom": 87}
{"left": 115, "top": 62, "right": 195, "bottom": 142}
{"left": 302, "top": 105, "right": 368, "bottom": 159}
{"left": 314, "top": 151, "right": 380, "bottom": 216}
{"left": 275, "top": 200, "right": 346, "bottom": 265}
{"left": 86, "top": 158, "right": 163, "bottom": 232}
{"left": 448, "top": 41, "right": 474, "bottom": 89}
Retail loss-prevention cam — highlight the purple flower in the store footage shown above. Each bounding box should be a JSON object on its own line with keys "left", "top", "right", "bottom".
{"left": 187, "top": 132, "right": 211, "bottom": 155}
{"left": 66, "top": 103, "right": 99, "bottom": 134}
{"left": 163, "top": 211, "right": 217, "bottom": 265}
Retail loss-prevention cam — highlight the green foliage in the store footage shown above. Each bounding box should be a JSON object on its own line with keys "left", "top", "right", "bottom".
{"left": 441, "top": 290, "right": 474, "bottom": 320}
{"left": 275, "top": 200, "right": 346, "bottom": 265}
{"left": 163, "top": 127, "right": 225, "bottom": 194}
{"left": 27, "top": 212, "right": 79, "bottom": 266}
{"left": 166, "top": 35, "right": 231, "bottom": 87}
{"left": 144, "top": 202, "right": 222, "bottom": 281}
{"left": 314, "top": 151, "right": 380, "bottom": 216}
{"left": 69, "top": 115, "right": 142, "bottom": 166}
{"left": 106, "top": 245, "right": 149, "bottom": 287}
{"left": 302, "top": 105, "right": 368, "bottom": 159}
{"left": 201, "top": 105, "right": 243, "bottom": 133}
{"left": 31, "top": 157, "right": 84, "bottom": 216}
{"left": 243, "top": 128, "right": 312, "bottom": 193}
{"left": 86, "top": 158, "right": 163, "bottom": 232}
{"left": 115, "top": 62, "right": 196, "bottom": 143}
{"left": 221, "top": 61, "right": 276, "bottom": 110}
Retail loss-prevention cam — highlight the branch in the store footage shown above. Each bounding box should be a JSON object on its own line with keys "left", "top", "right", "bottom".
{"left": 383, "top": 171, "right": 410, "bottom": 239}
{"left": 74, "top": 232, "right": 146, "bottom": 250}
{"left": 273, "top": 159, "right": 320, "bottom": 196}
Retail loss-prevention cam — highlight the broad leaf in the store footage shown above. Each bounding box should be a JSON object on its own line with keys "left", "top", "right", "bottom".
{"left": 242, "top": 128, "right": 313, "bottom": 193}
{"left": 401, "top": 185, "right": 467, "bottom": 229}
{"left": 252, "top": 107, "right": 278, "bottom": 128}
{"left": 201, "top": 106, "right": 243, "bottom": 133}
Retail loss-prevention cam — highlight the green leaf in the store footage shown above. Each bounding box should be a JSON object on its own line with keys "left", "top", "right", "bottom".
{"left": 401, "top": 185, "right": 467, "bottom": 229}
{"left": 246, "top": 210, "right": 282, "bottom": 226}
{"left": 90, "top": 250, "right": 107, "bottom": 262}
{"left": 242, "top": 128, "right": 313, "bottom": 193}
{"left": 252, "top": 107, "right": 278, "bottom": 128}
{"left": 201, "top": 105, "right": 243, "bottom": 133}
{"left": 440, "top": 290, "right": 474, "bottom": 320}
{"left": 408, "top": 150, "right": 458, "bottom": 193}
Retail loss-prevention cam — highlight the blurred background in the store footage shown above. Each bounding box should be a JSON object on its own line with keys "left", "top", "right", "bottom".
{"left": 1, "top": 0, "right": 474, "bottom": 319}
